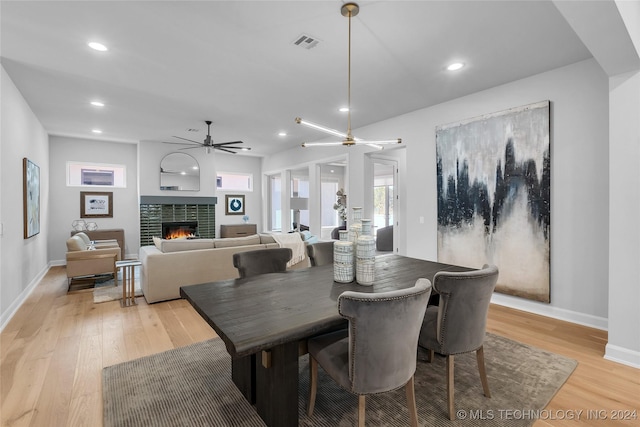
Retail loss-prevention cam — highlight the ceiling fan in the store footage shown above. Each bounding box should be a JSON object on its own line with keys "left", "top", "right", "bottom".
{"left": 163, "top": 121, "right": 250, "bottom": 154}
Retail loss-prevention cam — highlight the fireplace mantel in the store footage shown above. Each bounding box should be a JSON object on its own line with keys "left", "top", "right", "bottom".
{"left": 140, "top": 196, "right": 217, "bottom": 205}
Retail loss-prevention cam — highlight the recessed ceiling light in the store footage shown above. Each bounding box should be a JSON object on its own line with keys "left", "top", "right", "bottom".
{"left": 92, "top": 129, "right": 102, "bottom": 134}
{"left": 447, "top": 62, "right": 465, "bottom": 71}
{"left": 90, "top": 101, "right": 105, "bottom": 107}
{"left": 88, "top": 42, "right": 108, "bottom": 52}
{"left": 278, "top": 132, "right": 287, "bottom": 137}
{"left": 339, "top": 107, "right": 349, "bottom": 112}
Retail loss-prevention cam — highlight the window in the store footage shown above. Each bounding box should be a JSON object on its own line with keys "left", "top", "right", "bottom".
{"left": 82, "top": 169, "right": 114, "bottom": 185}
{"left": 217, "top": 172, "right": 253, "bottom": 191}
{"left": 269, "top": 174, "right": 282, "bottom": 231}
{"left": 67, "top": 162, "right": 126, "bottom": 187}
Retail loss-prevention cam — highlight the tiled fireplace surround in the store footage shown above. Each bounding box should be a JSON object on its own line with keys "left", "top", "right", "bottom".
{"left": 139, "top": 196, "right": 217, "bottom": 247}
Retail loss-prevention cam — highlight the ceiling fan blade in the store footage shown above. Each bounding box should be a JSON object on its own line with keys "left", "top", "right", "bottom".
{"left": 179, "top": 146, "right": 202, "bottom": 150}
{"left": 215, "top": 147, "right": 238, "bottom": 154}
{"left": 214, "top": 141, "right": 244, "bottom": 146}
{"left": 162, "top": 141, "right": 199, "bottom": 146}
{"left": 172, "top": 135, "right": 204, "bottom": 145}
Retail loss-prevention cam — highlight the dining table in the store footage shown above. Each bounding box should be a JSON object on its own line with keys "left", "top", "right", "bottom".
{"left": 180, "top": 254, "right": 473, "bottom": 427}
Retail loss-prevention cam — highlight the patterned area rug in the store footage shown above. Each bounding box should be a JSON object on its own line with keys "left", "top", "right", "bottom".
{"left": 103, "top": 333, "right": 577, "bottom": 427}
{"left": 93, "top": 266, "right": 142, "bottom": 304}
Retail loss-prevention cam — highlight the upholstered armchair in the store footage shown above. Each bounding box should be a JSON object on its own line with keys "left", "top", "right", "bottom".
{"left": 306, "top": 241, "right": 334, "bottom": 267}
{"left": 73, "top": 231, "right": 120, "bottom": 250}
{"left": 307, "top": 279, "right": 432, "bottom": 427}
{"left": 232, "top": 248, "right": 292, "bottom": 279}
{"left": 65, "top": 234, "right": 121, "bottom": 287}
{"left": 418, "top": 264, "right": 499, "bottom": 420}
{"left": 375, "top": 225, "right": 393, "bottom": 251}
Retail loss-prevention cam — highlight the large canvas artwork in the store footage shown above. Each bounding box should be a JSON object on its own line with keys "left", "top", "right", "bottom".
{"left": 436, "top": 101, "right": 550, "bottom": 302}
{"left": 23, "top": 157, "right": 41, "bottom": 239}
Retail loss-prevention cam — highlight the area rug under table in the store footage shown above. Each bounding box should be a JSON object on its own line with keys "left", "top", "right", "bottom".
{"left": 102, "top": 333, "right": 577, "bottom": 427}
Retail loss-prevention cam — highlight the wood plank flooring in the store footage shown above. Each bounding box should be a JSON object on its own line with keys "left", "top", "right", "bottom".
{"left": 1, "top": 266, "right": 638, "bottom": 426}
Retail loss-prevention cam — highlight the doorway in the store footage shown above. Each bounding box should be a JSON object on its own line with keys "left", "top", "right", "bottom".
{"left": 373, "top": 159, "right": 397, "bottom": 251}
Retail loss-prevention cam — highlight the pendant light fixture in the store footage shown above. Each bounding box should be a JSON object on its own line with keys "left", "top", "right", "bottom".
{"left": 296, "top": 2, "right": 401, "bottom": 149}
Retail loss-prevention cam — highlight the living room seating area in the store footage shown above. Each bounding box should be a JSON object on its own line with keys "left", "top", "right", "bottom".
{"left": 139, "top": 233, "right": 310, "bottom": 303}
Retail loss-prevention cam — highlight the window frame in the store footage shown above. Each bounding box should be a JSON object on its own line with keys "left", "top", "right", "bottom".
{"left": 66, "top": 161, "right": 126, "bottom": 188}
{"left": 216, "top": 171, "right": 254, "bottom": 192}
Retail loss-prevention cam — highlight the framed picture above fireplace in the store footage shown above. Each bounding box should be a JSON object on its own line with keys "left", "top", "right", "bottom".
{"left": 225, "top": 194, "right": 245, "bottom": 215}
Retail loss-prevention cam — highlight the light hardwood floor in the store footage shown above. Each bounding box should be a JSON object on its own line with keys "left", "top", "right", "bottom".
{"left": 1, "top": 266, "right": 638, "bottom": 426}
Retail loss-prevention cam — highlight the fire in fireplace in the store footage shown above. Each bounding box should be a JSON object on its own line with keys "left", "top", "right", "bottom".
{"left": 162, "top": 221, "right": 198, "bottom": 239}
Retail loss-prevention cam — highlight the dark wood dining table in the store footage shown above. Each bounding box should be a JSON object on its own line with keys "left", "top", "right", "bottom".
{"left": 180, "top": 254, "right": 473, "bottom": 427}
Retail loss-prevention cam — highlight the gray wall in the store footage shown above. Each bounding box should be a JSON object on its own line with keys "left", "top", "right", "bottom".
{"left": 48, "top": 136, "right": 139, "bottom": 262}
{"left": 264, "top": 58, "right": 610, "bottom": 328}
{"left": 0, "top": 66, "right": 50, "bottom": 326}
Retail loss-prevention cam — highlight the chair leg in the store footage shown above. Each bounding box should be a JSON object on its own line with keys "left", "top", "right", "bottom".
{"left": 307, "top": 355, "right": 318, "bottom": 416}
{"left": 358, "top": 395, "right": 366, "bottom": 427}
{"left": 446, "top": 355, "right": 455, "bottom": 420}
{"left": 476, "top": 345, "right": 491, "bottom": 398}
{"left": 426, "top": 349, "right": 434, "bottom": 363}
{"left": 405, "top": 376, "right": 418, "bottom": 427}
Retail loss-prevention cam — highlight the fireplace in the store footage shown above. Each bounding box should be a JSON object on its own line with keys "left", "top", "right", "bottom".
{"left": 162, "top": 221, "right": 198, "bottom": 239}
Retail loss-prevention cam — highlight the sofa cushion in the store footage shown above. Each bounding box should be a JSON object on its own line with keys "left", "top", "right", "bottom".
{"left": 259, "top": 233, "right": 276, "bottom": 244}
{"left": 214, "top": 234, "right": 261, "bottom": 248}
{"left": 66, "top": 235, "right": 87, "bottom": 252}
{"left": 155, "top": 238, "right": 215, "bottom": 253}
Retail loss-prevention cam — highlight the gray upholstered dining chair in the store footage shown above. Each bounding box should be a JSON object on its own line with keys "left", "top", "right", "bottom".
{"left": 418, "top": 264, "right": 499, "bottom": 420}
{"left": 232, "top": 248, "right": 292, "bottom": 279}
{"left": 306, "top": 241, "right": 335, "bottom": 267}
{"left": 307, "top": 279, "right": 432, "bottom": 427}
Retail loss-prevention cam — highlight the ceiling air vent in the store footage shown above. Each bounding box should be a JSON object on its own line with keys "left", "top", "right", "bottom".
{"left": 293, "top": 34, "right": 320, "bottom": 50}
{"left": 186, "top": 128, "right": 199, "bottom": 132}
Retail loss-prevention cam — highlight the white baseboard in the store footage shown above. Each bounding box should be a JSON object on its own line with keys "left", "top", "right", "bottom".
{"left": 490, "top": 293, "right": 608, "bottom": 331}
{"left": 0, "top": 263, "right": 50, "bottom": 332}
{"left": 604, "top": 344, "right": 640, "bottom": 369}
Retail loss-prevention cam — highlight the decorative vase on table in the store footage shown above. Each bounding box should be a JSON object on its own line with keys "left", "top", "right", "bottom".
{"left": 348, "top": 207, "right": 363, "bottom": 277}
{"left": 348, "top": 207, "right": 363, "bottom": 243}
{"left": 356, "top": 219, "right": 376, "bottom": 285}
{"left": 333, "top": 230, "right": 354, "bottom": 283}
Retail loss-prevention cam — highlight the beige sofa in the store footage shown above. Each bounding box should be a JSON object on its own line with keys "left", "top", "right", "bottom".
{"left": 139, "top": 233, "right": 310, "bottom": 303}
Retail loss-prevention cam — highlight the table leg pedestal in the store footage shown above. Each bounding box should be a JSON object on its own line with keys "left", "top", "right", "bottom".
{"left": 232, "top": 354, "right": 256, "bottom": 404}
{"left": 255, "top": 341, "right": 299, "bottom": 427}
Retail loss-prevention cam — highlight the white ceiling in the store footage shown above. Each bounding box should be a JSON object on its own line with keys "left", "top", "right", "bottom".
{"left": 1, "top": 1, "right": 596, "bottom": 156}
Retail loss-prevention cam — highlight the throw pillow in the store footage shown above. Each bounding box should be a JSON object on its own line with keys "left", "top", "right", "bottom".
{"left": 157, "top": 238, "right": 215, "bottom": 253}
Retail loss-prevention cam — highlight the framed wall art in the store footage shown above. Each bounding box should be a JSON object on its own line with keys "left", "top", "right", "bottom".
{"left": 80, "top": 191, "right": 113, "bottom": 218}
{"left": 436, "top": 100, "right": 551, "bottom": 303}
{"left": 23, "top": 157, "right": 41, "bottom": 239}
{"left": 225, "top": 194, "right": 245, "bottom": 215}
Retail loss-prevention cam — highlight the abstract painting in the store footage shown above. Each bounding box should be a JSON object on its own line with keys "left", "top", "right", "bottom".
{"left": 436, "top": 101, "right": 550, "bottom": 302}
{"left": 23, "top": 157, "right": 41, "bottom": 239}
